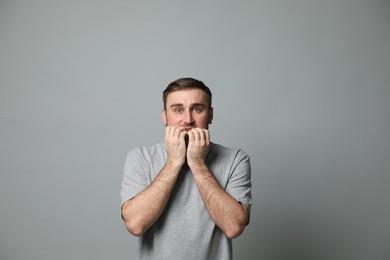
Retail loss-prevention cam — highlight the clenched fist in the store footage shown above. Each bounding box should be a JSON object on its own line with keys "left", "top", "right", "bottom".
{"left": 186, "top": 128, "right": 210, "bottom": 168}
{"left": 165, "top": 126, "right": 187, "bottom": 167}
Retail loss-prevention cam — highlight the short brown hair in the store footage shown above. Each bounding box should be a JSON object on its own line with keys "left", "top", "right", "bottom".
{"left": 162, "top": 77, "right": 212, "bottom": 109}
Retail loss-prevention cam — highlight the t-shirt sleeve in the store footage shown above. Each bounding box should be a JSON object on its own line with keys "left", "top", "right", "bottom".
{"left": 225, "top": 150, "right": 252, "bottom": 211}
{"left": 120, "top": 149, "right": 149, "bottom": 207}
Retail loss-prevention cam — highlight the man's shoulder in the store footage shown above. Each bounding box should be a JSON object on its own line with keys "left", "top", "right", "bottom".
{"left": 127, "top": 142, "right": 165, "bottom": 157}
{"left": 210, "top": 142, "right": 250, "bottom": 158}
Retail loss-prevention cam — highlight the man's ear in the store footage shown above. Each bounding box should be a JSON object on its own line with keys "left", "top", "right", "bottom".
{"left": 162, "top": 109, "right": 167, "bottom": 125}
{"left": 209, "top": 107, "right": 214, "bottom": 124}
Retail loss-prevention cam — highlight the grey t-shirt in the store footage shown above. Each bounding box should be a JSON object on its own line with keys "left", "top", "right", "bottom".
{"left": 121, "top": 142, "right": 252, "bottom": 260}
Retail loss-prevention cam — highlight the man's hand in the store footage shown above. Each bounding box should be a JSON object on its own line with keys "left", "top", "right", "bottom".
{"left": 186, "top": 128, "right": 210, "bottom": 168}
{"left": 165, "top": 126, "right": 187, "bottom": 167}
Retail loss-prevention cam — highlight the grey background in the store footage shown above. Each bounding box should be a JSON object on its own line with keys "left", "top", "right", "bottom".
{"left": 1, "top": 0, "right": 389, "bottom": 259}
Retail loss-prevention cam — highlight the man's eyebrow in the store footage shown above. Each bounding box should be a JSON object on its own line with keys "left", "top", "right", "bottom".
{"left": 170, "top": 103, "right": 184, "bottom": 108}
{"left": 191, "top": 103, "right": 206, "bottom": 107}
{"left": 169, "top": 103, "right": 206, "bottom": 108}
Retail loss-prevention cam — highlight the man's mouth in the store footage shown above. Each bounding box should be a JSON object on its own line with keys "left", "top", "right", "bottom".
{"left": 183, "top": 125, "right": 196, "bottom": 131}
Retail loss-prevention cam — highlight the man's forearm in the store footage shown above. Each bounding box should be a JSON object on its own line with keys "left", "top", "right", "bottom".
{"left": 122, "top": 161, "right": 182, "bottom": 236}
{"left": 191, "top": 164, "right": 249, "bottom": 239}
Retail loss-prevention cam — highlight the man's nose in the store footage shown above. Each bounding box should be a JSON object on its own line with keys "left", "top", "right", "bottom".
{"left": 183, "top": 110, "right": 194, "bottom": 124}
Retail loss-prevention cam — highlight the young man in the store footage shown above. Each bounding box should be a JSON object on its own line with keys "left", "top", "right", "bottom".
{"left": 121, "top": 78, "right": 252, "bottom": 259}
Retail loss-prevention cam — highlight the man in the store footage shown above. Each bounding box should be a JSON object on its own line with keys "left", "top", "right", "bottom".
{"left": 121, "top": 77, "right": 252, "bottom": 260}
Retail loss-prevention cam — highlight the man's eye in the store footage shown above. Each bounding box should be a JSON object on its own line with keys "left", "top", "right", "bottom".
{"left": 193, "top": 107, "right": 203, "bottom": 113}
{"left": 175, "top": 108, "right": 183, "bottom": 113}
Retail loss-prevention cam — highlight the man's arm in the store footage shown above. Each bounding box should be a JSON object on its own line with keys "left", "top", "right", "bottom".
{"left": 187, "top": 128, "right": 250, "bottom": 239}
{"left": 122, "top": 161, "right": 182, "bottom": 236}
{"left": 121, "top": 126, "right": 187, "bottom": 236}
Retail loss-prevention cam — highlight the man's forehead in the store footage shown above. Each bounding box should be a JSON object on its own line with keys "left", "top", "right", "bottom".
{"left": 166, "top": 89, "right": 208, "bottom": 104}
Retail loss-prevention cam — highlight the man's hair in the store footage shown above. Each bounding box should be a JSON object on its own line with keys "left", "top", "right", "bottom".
{"left": 162, "top": 77, "right": 212, "bottom": 109}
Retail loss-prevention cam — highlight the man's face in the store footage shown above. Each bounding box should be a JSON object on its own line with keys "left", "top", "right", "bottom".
{"left": 162, "top": 88, "right": 213, "bottom": 130}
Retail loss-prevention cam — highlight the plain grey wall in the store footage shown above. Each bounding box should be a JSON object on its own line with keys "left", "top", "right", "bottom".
{"left": 1, "top": 1, "right": 389, "bottom": 259}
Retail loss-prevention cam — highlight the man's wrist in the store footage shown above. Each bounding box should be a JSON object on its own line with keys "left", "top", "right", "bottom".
{"left": 188, "top": 161, "right": 208, "bottom": 174}
{"left": 166, "top": 158, "right": 184, "bottom": 171}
